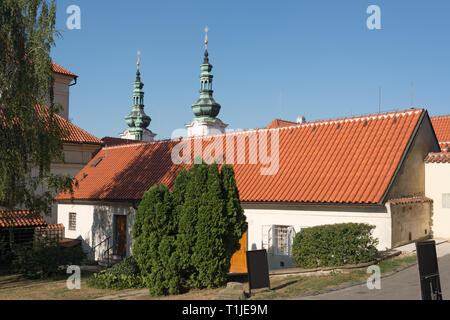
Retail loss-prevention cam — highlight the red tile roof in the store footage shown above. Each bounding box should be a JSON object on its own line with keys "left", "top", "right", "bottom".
{"left": 425, "top": 152, "right": 450, "bottom": 163}
{"left": 36, "top": 105, "right": 103, "bottom": 145}
{"left": 266, "top": 119, "right": 297, "bottom": 129}
{"left": 36, "top": 223, "right": 65, "bottom": 231}
{"left": 431, "top": 115, "right": 450, "bottom": 150}
{"left": 51, "top": 62, "right": 78, "bottom": 78}
{"left": 57, "top": 109, "right": 426, "bottom": 205}
{"left": 387, "top": 196, "right": 433, "bottom": 205}
{"left": 102, "top": 136, "right": 148, "bottom": 147}
{"left": 0, "top": 210, "right": 47, "bottom": 228}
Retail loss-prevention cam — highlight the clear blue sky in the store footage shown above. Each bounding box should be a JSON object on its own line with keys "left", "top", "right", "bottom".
{"left": 52, "top": 0, "right": 450, "bottom": 140}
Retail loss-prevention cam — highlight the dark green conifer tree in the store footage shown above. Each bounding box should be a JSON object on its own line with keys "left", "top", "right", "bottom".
{"left": 132, "top": 184, "right": 179, "bottom": 296}
{"left": 175, "top": 163, "right": 208, "bottom": 289}
{"left": 221, "top": 164, "right": 247, "bottom": 257}
{"left": 192, "top": 162, "right": 229, "bottom": 288}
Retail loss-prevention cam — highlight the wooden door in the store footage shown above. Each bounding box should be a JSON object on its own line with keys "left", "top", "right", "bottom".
{"left": 114, "top": 215, "right": 127, "bottom": 256}
{"left": 229, "top": 231, "right": 248, "bottom": 273}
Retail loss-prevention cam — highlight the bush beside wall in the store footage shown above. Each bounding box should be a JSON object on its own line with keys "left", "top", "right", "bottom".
{"left": 87, "top": 256, "right": 144, "bottom": 290}
{"left": 11, "top": 240, "right": 85, "bottom": 279}
{"left": 292, "top": 223, "right": 379, "bottom": 269}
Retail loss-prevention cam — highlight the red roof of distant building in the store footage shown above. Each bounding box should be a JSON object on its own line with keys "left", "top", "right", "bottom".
{"left": 0, "top": 210, "right": 47, "bottom": 228}
{"left": 431, "top": 115, "right": 450, "bottom": 151}
{"left": 35, "top": 105, "right": 103, "bottom": 145}
{"left": 57, "top": 109, "right": 428, "bottom": 205}
{"left": 266, "top": 119, "right": 297, "bottom": 129}
{"left": 51, "top": 62, "right": 77, "bottom": 78}
{"left": 102, "top": 136, "right": 148, "bottom": 147}
{"left": 388, "top": 196, "right": 433, "bottom": 205}
{"left": 425, "top": 152, "right": 450, "bottom": 163}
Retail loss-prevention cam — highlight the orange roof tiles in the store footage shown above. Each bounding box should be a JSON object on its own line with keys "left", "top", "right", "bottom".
{"left": 266, "top": 119, "right": 297, "bottom": 129}
{"left": 51, "top": 62, "right": 77, "bottom": 78}
{"left": 102, "top": 136, "right": 148, "bottom": 147}
{"left": 36, "top": 223, "right": 65, "bottom": 231}
{"left": 431, "top": 115, "right": 450, "bottom": 150}
{"left": 57, "top": 109, "right": 426, "bottom": 205}
{"left": 0, "top": 210, "right": 47, "bottom": 228}
{"left": 388, "top": 196, "right": 433, "bottom": 205}
{"left": 425, "top": 152, "right": 450, "bottom": 163}
{"left": 35, "top": 105, "right": 103, "bottom": 145}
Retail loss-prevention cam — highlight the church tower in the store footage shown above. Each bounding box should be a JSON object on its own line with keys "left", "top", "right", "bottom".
{"left": 120, "top": 52, "right": 157, "bottom": 141}
{"left": 186, "top": 28, "right": 228, "bottom": 137}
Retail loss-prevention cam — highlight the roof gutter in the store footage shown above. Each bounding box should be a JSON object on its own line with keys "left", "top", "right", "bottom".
{"left": 68, "top": 76, "right": 78, "bottom": 87}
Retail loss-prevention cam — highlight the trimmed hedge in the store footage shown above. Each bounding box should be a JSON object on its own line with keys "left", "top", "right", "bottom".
{"left": 292, "top": 223, "right": 379, "bottom": 269}
{"left": 86, "top": 256, "right": 144, "bottom": 290}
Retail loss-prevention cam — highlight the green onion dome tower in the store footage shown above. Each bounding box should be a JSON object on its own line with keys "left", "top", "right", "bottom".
{"left": 186, "top": 27, "right": 228, "bottom": 137}
{"left": 120, "top": 51, "right": 156, "bottom": 141}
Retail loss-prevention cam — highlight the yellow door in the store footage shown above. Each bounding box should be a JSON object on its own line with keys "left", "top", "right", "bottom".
{"left": 229, "top": 232, "right": 248, "bottom": 273}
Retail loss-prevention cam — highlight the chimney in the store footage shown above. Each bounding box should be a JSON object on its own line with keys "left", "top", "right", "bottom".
{"left": 297, "top": 116, "right": 306, "bottom": 124}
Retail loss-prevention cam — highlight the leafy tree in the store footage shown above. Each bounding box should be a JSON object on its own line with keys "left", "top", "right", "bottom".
{"left": 0, "top": 0, "right": 74, "bottom": 215}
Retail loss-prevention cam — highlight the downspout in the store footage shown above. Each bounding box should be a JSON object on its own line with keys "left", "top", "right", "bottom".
{"left": 69, "top": 76, "right": 78, "bottom": 87}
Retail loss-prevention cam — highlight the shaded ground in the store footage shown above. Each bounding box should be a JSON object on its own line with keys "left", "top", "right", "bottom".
{"left": 0, "top": 271, "right": 138, "bottom": 300}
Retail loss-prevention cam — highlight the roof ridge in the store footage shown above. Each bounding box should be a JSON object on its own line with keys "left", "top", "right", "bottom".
{"left": 431, "top": 114, "right": 450, "bottom": 119}
{"left": 100, "top": 108, "right": 425, "bottom": 151}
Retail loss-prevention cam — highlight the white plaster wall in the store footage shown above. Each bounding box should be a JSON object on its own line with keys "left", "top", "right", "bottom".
{"left": 57, "top": 203, "right": 94, "bottom": 256}
{"left": 57, "top": 202, "right": 136, "bottom": 260}
{"left": 426, "top": 162, "right": 450, "bottom": 239}
{"left": 243, "top": 206, "right": 392, "bottom": 270}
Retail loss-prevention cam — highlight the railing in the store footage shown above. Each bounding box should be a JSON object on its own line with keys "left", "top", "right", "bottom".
{"left": 102, "top": 242, "right": 116, "bottom": 268}
{"left": 91, "top": 235, "right": 111, "bottom": 267}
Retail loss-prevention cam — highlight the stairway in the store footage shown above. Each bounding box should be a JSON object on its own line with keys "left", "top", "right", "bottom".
{"left": 98, "top": 255, "right": 124, "bottom": 269}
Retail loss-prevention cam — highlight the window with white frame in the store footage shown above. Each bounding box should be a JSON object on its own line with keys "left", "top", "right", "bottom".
{"left": 443, "top": 194, "right": 450, "bottom": 209}
{"left": 69, "top": 212, "right": 76, "bottom": 231}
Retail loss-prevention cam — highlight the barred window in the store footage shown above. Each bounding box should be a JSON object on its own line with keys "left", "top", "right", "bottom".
{"left": 272, "top": 225, "right": 295, "bottom": 256}
{"left": 443, "top": 194, "right": 450, "bottom": 209}
{"left": 69, "top": 212, "right": 76, "bottom": 231}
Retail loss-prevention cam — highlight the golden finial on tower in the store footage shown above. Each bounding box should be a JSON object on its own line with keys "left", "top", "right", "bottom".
{"left": 204, "top": 27, "right": 209, "bottom": 49}
{"left": 137, "top": 50, "right": 141, "bottom": 70}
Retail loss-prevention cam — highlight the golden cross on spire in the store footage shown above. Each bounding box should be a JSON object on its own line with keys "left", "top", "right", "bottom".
{"left": 137, "top": 50, "right": 141, "bottom": 70}
{"left": 204, "top": 27, "right": 209, "bottom": 49}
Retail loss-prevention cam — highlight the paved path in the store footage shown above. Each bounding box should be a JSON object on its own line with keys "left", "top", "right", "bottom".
{"left": 289, "top": 241, "right": 450, "bottom": 300}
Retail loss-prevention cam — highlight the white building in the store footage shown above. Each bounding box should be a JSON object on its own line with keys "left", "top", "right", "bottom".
{"left": 425, "top": 152, "right": 450, "bottom": 239}
{"left": 56, "top": 108, "right": 441, "bottom": 270}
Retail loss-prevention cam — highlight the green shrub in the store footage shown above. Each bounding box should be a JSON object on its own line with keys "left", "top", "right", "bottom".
{"left": 12, "top": 240, "right": 86, "bottom": 279}
{"left": 132, "top": 163, "right": 247, "bottom": 296}
{"left": 86, "top": 256, "right": 144, "bottom": 290}
{"left": 292, "top": 223, "right": 379, "bottom": 269}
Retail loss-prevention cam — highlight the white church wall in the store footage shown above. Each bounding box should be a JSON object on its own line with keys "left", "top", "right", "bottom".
{"left": 242, "top": 204, "right": 392, "bottom": 270}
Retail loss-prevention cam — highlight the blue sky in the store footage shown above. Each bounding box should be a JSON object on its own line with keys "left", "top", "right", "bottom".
{"left": 52, "top": 0, "right": 450, "bottom": 140}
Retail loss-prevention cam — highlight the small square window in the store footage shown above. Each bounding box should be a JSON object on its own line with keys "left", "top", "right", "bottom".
{"left": 443, "top": 194, "right": 450, "bottom": 209}
{"left": 69, "top": 212, "right": 76, "bottom": 231}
